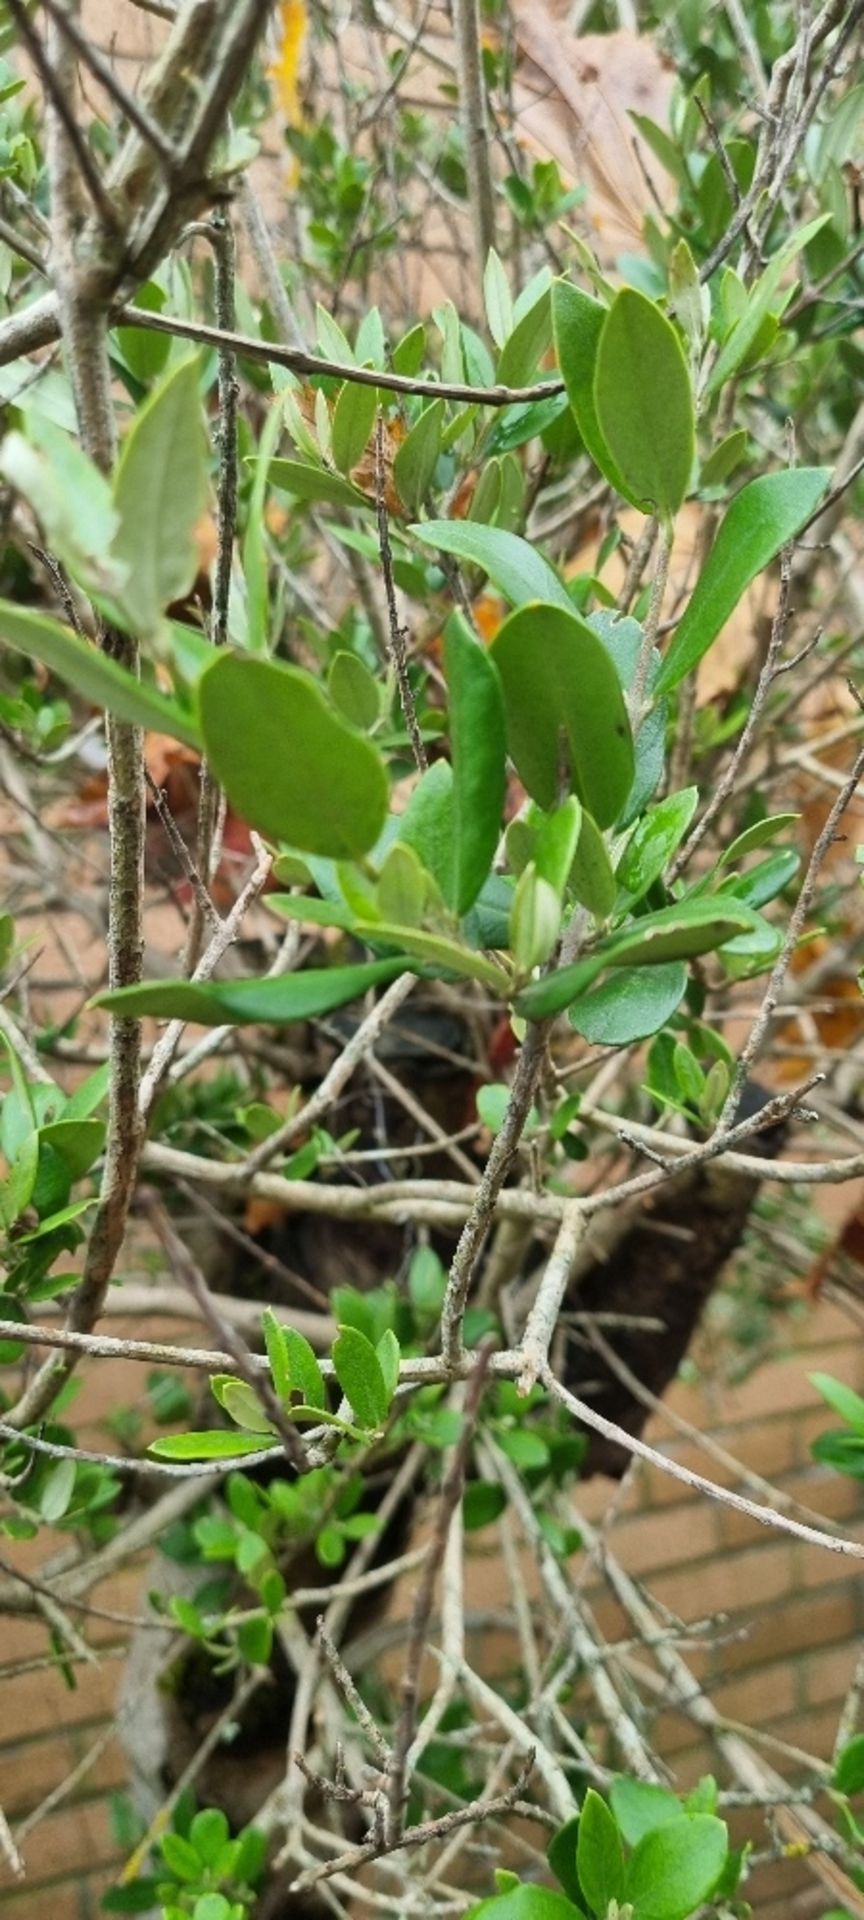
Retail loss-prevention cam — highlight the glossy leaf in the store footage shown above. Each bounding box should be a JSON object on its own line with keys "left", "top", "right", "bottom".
{"left": 655, "top": 469, "right": 831, "bottom": 695}
{"left": 593, "top": 289, "right": 694, "bottom": 516}
{"left": 535, "top": 798, "right": 582, "bottom": 898}
{"left": 616, "top": 788, "right": 698, "bottom": 907}
{"left": 92, "top": 957, "right": 406, "bottom": 1025}
{"left": 489, "top": 602, "right": 634, "bottom": 827}
{"left": 353, "top": 921, "right": 510, "bottom": 992}
{"left": 149, "top": 1432, "right": 279, "bottom": 1460}
{"left": 332, "top": 1326, "right": 390, "bottom": 1428}
{"left": 497, "top": 285, "right": 553, "bottom": 387}
{"left": 112, "top": 356, "right": 208, "bottom": 637}
{"left": 330, "top": 379, "right": 377, "bottom": 475}
{"left": 465, "top": 1885, "right": 585, "bottom": 1920}
{"left": 588, "top": 610, "right": 666, "bottom": 824}
{"left": 577, "top": 1791, "right": 625, "bottom": 1914}
{"left": 707, "top": 215, "right": 829, "bottom": 395}
{"left": 834, "top": 1734, "right": 864, "bottom": 1795}
{"left": 610, "top": 1777, "right": 682, "bottom": 1846}
{"left": 0, "top": 603, "right": 200, "bottom": 746}
{"left": 700, "top": 429, "right": 749, "bottom": 488}
{"left": 198, "top": 653, "right": 388, "bottom": 858}
{"left": 212, "top": 1375, "right": 274, "bottom": 1435}
{"left": 411, "top": 521, "right": 570, "bottom": 611}
{"left": 515, "top": 897, "right": 756, "bottom": 1021}
{"left": 444, "top": 612, "right": 507, "bottom": 911}
{"left": 396, "top": 760, "right": 456, "bottom": 900}
{"left": 568, "top": 962, "right": 687, "bottom": 1044}
{"left": 328, "top": 651, "right": 380, "bottom": 729}
{"left": 552, "top": 280, "right": 637, "bottom": 504}
{"left": 484, "top": 249, "right": 514, "bottom": 348}
{"left": 624, "top": 1814, "right": 728, "bottom": 1920}
{"left": 718, "top": 847, "right": 799, "bottom": 909}
{"left": 719, "top": 813, "right": 798, "bottom": 866}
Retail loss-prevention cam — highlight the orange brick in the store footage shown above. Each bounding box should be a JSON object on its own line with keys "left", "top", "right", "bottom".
{"left": 801, "top": 1639, "right": 861, "bottom": 1708}
{"left": 0, "top": 1657, "right": 118, "bottom": 1741}
{"left": 640, "top": 1418, "right": 797, "bottom": 1505}
{"left": 11, "top": 1798, "right": 121, "bottom": 1886}
{"left": 713, "top": 1583, "right": 861, "bottom": 1676}
{"left": 796, "top": 1530, "right": 864, "bottom": 1590}
{"left": 604, "top": 1499, "right": 719, "bottom": 1575}
{"left": 0, "top": 1732, "right": 81, "bottom": 1820}
{"left": 722, "top": 1343, "right": 864, "bottom": 1424}
{"left": 0, "top": 1886, "right": 82, "bottom": 1919}
{"left": 711, "top": 1657, "right": 799, "bottom": 1725}
{"left": 769, "top": 1700, "right": 850, "bottom": 1762}
{"left": 650, "top": 1542, "right": 793, "bottom": 1623}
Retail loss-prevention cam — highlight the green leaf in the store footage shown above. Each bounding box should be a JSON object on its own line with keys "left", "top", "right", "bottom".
{"left": 377, "top": 845, "right": 427, "bottom": 927}
{"left": 552, "top": 280, "right": 638, "bottom": 504}
{"left": 547, "top": 1815, "right": 583, "bottom": 1904}
{"left": 376, "top": 1327, "right": 400, "bottom": 1402}
{"left": 810, "top": 1372, "right": 864, "bottom": 1436}
{"left": 465, "top": 1889, "right": 585, "bottom": 1920}
{"left": 396, "top": 760, "right": 456, "bottom": 900}
{"left": 189, "top": 1809, "right": 230, "bottom": 1867}
{"left": 267, "top": 457, "right": 370, "bottom": 509}
{"left": 534, "top": 798, "right": 583, "bottom": 898}
{"left": 515, "top": 897, "right": 757, "bottom": 1021}
{"left": 589, "top": 610, "right": 666, "bottom": 825}
{"left": 92, "top": 957, "right": 406, "bottom": 1025}
{"left": 610, "top": 1778, "right": 684, "bottom": 1846}
{"left": 489, "top": 602, "right": 634, "bottom": 827}
{"left": 616, "top": 788, "right": 698, "bottom": 906}
{"left": 0, "top": 603, "right": 200, "bottom": 746}
{"left": 38, "top": 1118, "right": 104, "bottom": 1181}
{"left": 700, "top": 429, "right": 749, "bottom": 488}
{"left": 411, "top": 521, "right": 570, "bottom": 611}
{"left": 834, "top": 1734, "right": 864, "bottom": 1795}
{"left": 510, "top": 864, "right": 561, "bottom": 971}
{"left": 484, "top": 249, "right": 514, "bottom": 348}
{"left": 267, "top": 894, "right": 354, "bottom": 931}
{"left": 353, "top": 922, "right": 510, "bottom": 992}
{"left": 244, "top": 398, "right": 285, "bottom": 654}
{"left": 197, "top": 652, "right": 388, "bottom": 858}
{"left": 148, "top": 1432, "right": 279, "bottom": 1461}
{"left": 577, "top": 1790, "right": 625, "bottom": 1914}
{"left": 330, "top": 380, "right": 378, "bottom": 475}
{"left": 719, "top": 813, "right": 798, "bottom": 865}
{"left": 0, "top": 414, "right": 122, "bottom": 595}
{"left": 211, "top": 1375, "right": 274, "bottom": 1435}
{"left": 443, "top": 612, "right": 507, "bottom": 912}
{"left": 328, "top": 651, "right": 380, "bottom": 729}
{"left": 655, "top": 469, "right": 831, "bottom": 695}
{"left": 569, "top": 810, "right": 616, "bottom": 919}
{"left": 624, "top": 1813, "right": 728, "bottom": 1920}
{"left": 497, "top": 285, "right": 552, "bottom": 387}
{"left": 718, "top": 846, "right": 799, "bottom": 909}
{"left": 115, "top": 278, "right": 171, "bottom": 382}
{"left": 39, "top": 1457, "right": 77, "bottom": 1525}
{"left": 707, "top": 215, "right": 830, "bottom": 395}
{"left": 112, "top": 357, "right": 208, "bottom": 638}
{"left": 282, "top": 1324, "right": 327, "bottom": 1413}
{"left": 593, "top": 289, "right": 694, "bottom": 516}
{"left": 161, "top": 1831, "right": 202, "bottom": 1882}
{"left": 568, "top": 962, "right": 687, "bottom": 1045}
{"left": 332, "top": 1326, "right": 390, "bottom": 1428}
{"left": 463, "top": 1481, "right": 507, "bottom": 1530}
{"left": 394, "top": 400, "right": 445, "bottom": 514}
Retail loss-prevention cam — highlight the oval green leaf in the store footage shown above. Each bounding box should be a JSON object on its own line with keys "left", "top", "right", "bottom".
{"left": 489, "top": 602, "right": 634, "bottom": 828}
{"left": 577, "top": 1791, "right": 625, "bottom": 1915}
{"left": 593, "top": 289, "right": 694, "bottom": 516}
{"left": 515, "top": 897, "right": 757, "bottom": 1021}
{"left": 198, "top": 652, "right": 388, "bottom": 858}
{"left": 624, "top": 1813, "right": 728, "bottom": 1920}
{"left": 568, "top": 962, "right": 687, "bottom": 1044}
{"left": 616, "top": 788, "right": 698, "bottom": 907}
{"left": 552, "top": 280, "right": 638, "bottom": 505}
{"left": 411, "top": 520, "right": 571, "bottom": 611}
{"left": 0, "top": 602, "right": 200, "bottom": 747}
{"left": 332, "top": 1325, "right": 390, "bottom": 1428}
{"left": 655, "top": 468, "right": 831, "bottom": 695}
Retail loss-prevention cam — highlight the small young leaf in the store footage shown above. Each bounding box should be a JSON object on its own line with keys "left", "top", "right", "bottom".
{"left": 332, "top": 1326, "right": 390, "bottom": 1428}
{"left": 834, "top": 1734, "right": 864, "bottom": 1795}
{"left": 810, "top": 1372, "right": 864, "bottom": 1436}
{"left": 609, "top": 1776, "right": 684, "bottom": 1846}
{"left": 39, "top": 1457, "right": 77, "bottom": 1525}
{"left": 328, "top": 651, "right": 380, "bottom": 729}
{"left": 569, "top": 811, "right": 616, "bottom": 919}
{"left": 718, "top": 813, "right": 798, "bottom": 866}
{"left": 594, "top": 289, "right": 695, "bottom": 516}
{"left": 484, "top": 250, "right": 514, "bottom": 349}
{"left": 655, "top": 469, "right": 831, "bottom": 695}
{"left": 330, "top": 380, "right": 378, "bottom": 475}
{"left": 516, "top": 897, "right": 756, "bottom": 1021}
{"left": 616, "top": 788, "right": 698, "bottom": 907}
{"left": 510, "top": 863, "right": 561, "bottom": 972}
{"left": 211, "top": 1376, "right": 275, "bottom": 1435}
{"left": 700, "top": 429, "right": 749, "bottom": 488}
{"left": 577, "top": 1790, "right": 625, "bottom": 1914}
{"left": 267, "top": 458, "right": 370, "bottom": 509}
{"left": 376, "top": 1327, "right": 400, "bottom": 1403}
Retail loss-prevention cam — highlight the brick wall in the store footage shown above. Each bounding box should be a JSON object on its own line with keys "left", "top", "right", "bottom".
{"left": 1, "top": 1294, "right": 862, "bottom": 1919}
